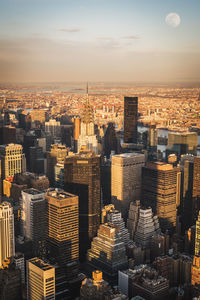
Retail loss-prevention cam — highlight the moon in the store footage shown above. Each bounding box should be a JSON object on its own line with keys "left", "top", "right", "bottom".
{"left": 165, "top": 13, "right": 181, "bottom": 27}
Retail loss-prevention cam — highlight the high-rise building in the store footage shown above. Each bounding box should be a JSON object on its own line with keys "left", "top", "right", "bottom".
{"left": 20, "top": 189, "right": 46, "bottom": 256}
{"left": 191, "top": 256, "right": 200, "bottom": 286}
{"left": 78, "top": 92, "right": 98, "bottom": 154}
{"left": 118, "top": 265, "right": 169, "bottom": 299}
{"left": 111, "top": 153, "right": 145, "bottom": 218}
{"left": 127, "top": 200, "right": 141, "bottom": 240}
{"left": 0, "top": 202, "right": 15, "bottom": 267}
{"left": 134, "top": 207, "right": 161, "bottom": 248}
{"left": 192, "top": 156, "right": 200, "bottom": 221}
{"left": 167, "top": 131, "right": 197, "bottom": 157}
{"left": 142, "top": 162, "right": 179, "bottom": 233}
{"left": 103, "top": 122, "right": 119, "bottom": 159}
{"left": 27, "top": 257, "right": 55, "bottom": 300}
{"left": 13, "top": 252, "right": 25, "bottom": 285}
{"left": 46, "top": 189, "right": 79, "bottom": 274}
{"left": 29, "top": 145, "right": 44, "bottom": 174}
{"left": 0, "top": 264, "right": 22, "bottom": 300}
{"left": 45, "top": 119, "right": 61, "bottom": 138}
{"left": 47, "top": 144, "right": 68, "bottom": 186}
{"left": 124, "top": 97, "right": 138, "bottom": 143}
{"left": 88, "top": 223, "right": 128, "bottom": 284}
{"left": 64, "top": 149, "right": 101, "bottom": 260}
{"left": 0, "top": 125, "right": 16, "bottom": 145}
{"left": 101, "top": 204, "right": 130, "bottom": 245}
{"left": 0, "top": 143, "right": 26, "bottom": 180}
{"left": 195, "top": 211, "right": 200, "bottom": 256}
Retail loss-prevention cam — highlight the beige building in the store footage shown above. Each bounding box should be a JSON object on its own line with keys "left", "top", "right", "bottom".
{"left": 0, "top": 202, "right": 15, "bottom": 268}
{"left": 46, "top": 189, "right": 79, "bottom": 277}
{"left": 0, "top": 143, "right": 26, "bottom": 180}
{"left": 27, "top": 257, "right": 55, "bottom": 300}
{"left": 111, "top": 153, "right": 145, "bottom": 217}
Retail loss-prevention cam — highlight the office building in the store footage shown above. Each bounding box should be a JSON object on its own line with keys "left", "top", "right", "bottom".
{"left": 142, "top": 162, "right": 179, "bottom": 233}
{"left": 191, "top": 256, "right": 200, "bottom": 286}
{"left": 167, "top": 131, "right": 197, "bottom": 157}
{"left": 27, "top": 257, "right": 55, "bottom": 300}
{"left": 0, "top": 143, "right": 26, "bottom": 180}
{"left": 47, "top": 144, "right": 68, "bottom": 186}
{"left": 54, "top": 162, "right": 64, "bottom": 189}
{"left": 118, "top": 265, "right": 169, "bottom": 299}
{"left": 46, "top": 189, "right": 79, "bottom": 276}
{"left": 88, "top": 223, "right": 128, "bottom": 284}
{"left": 127, "top": 200, "right": 141, "bottom": 240}
{"left": 64, "top": 148, "right": 101, "bottom": 260}
{"left": 111, "top": 153, "right": 145, "bottom": 218}
{"left": 78, "top": 93, "right": 98, "bottom": 154}
{"left": 124, "top": 96, "right": 138, "bottom": 143}
{"left": 0, "top": 202, "right": 15, "bottom": 268}
{"left": 192, "top": 156, "right": 200, "bottom": 221}
{"left": 20, "top": 189, "right": 46, "bottom": 256}
{"left": 195, "top": 211, "right": 200, "bottom": 256}
{"left": 101, "top": 204, "right": 130, "bottom": 245}
{"left": 29, "top": 145, "right": 44, "bottom": 174}
{"left": 45, "top": 119, "right": 61, "bottom": 138}
{"left": 0, "top": 264, "right": 22, "bottom": 300}
{"left": 13, "top": 252, "right": 25, "bottom": 284}
{"left": 0, "top": 125, "right": 16, "bottom": 145}
{"left": 103, "top": 122, "right": 119, "bottom": 159}
{"left": 134, "top": 207, "right": 161, "bottom": 248}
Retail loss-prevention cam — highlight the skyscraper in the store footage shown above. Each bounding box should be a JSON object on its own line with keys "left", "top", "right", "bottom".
{"left": 142, "top": 162, "right": 178, "bottom": 233}
{"left": 0, "top": 202, "right": 15, "bottom": 267}
{"left": 20, "top": 189, "right": 46, "bottom": 256}
{"left": 195, "top": 212, "right": 200, "bottom": 256}
{"left": 47, "top": 144, "right": 68, "bottom": 186}
{"left": 0, "top": 143, "right": 26, "bottom": 180}
{"left": 87, "top": 223, "right": 128, "bottom": 284}
{"left": 27, "top": 257, "right": 55, "bottom": 300}
{"left": 111, "top": 152, "right": 145, "bottom": 218}
{"left": 192, "top": 156, "right": 200, "bottom": 221}
{"left": 64, "top": 148, "right": 101, "bottom": 260}
{"left": 78, "top": 91, "right": 98, "bottom": 154}
{"left": 167, "top": 132, "right": 197, "bottom": 157}
{"left": 124, "top": 97, "right": 138, "bottom": 143}
{"left": 46, "top": 189, "right": 79, "bottom": 275}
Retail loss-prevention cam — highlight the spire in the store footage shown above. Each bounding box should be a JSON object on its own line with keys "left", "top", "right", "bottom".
{"left": 86, "top": 82, "right": 89, "bottom": 104}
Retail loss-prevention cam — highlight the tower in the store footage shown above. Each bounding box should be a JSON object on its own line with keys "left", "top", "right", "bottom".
{"left": 192, "top": 156, "right": 200, "bottom": 221}
{"left": 142, "top": 162, "right": 178, "bottom": 233}
{"left": 20, "top": 189, "right": 46, "bottom": 256}
{"left": 87, "top": 223, "right": 128, "bottom": 284}
{"left": 0, "top": 143, "right": 26, "bottom": 180}
{"left": 78, "top": 86, "right": 98, "bottom": 153}
{"left": 111, "top": 152, "right": 145, "bottom": 218}
{"left": 124, "top": 96, "right": 138, "bottom": 143}
{"left": 27, "top": 257, "right": 55, "bottom": 300}
{"left": 0, "top": 202, "right": 15, "bottom": 267}
{"left": 64, "top": 149, "right": 101, "bottom": 260}
{"left": 46, "top": 189, "right": 79, "bottom": 278}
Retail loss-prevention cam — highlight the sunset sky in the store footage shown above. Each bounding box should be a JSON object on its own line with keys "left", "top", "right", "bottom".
{"left": 0, "top": 0, "right": 199, "bottom": 83}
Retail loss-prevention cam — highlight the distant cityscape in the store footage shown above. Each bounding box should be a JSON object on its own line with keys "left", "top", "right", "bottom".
{"left": 0, "top": 82, "right": 200, "bottom": 299}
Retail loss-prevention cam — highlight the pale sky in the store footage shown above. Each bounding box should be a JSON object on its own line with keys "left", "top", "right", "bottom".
{"left": 0, "top": 0, "right": 199, "bottom": 83}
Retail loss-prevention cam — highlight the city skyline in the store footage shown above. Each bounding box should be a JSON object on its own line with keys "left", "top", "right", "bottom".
{"left": 0, "top": 0, "right": 199, "bottom": 83}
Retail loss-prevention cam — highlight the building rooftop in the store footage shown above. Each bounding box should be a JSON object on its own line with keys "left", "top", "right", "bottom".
{"left": 23, "top": 188, "right": 44, "bottom": 196}
{"left": 29, "top": 258, "right": 53, "bottom": 271}
{"left": 47, "top": 188, "right": 76, "bottom": 200}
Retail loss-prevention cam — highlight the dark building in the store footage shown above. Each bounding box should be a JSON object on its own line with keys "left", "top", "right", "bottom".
{"left": 61, "top": 125, "right": 73, "bottom": 148}
{"left": 103, "top": 122, "right": 119, "bottom": 159}
{"left": 124, "top": 97, "right": 138, "bottom": 143}
{"left": 192, "top": 156, "right": 200, "bottom": 222}
{"left": 142, "top": 162, "right": 179, "bottom": 233}
{"left": 181, "top": 159, "right": 194, "bottom": 231}
{"left": 29, "top": 146, "right": 44, "bottom": 174}
{"left": 0, "top": 264, "right": 22, "bottom": 300}
{"left": 167, "top": 132, "right": 197, "bottom": 158}
{"left": 64, "top": 148, "right": 101, "bottom": 261}
{"left": 0, "top": 126, "right": 16, "bottom": 145}
{"left": 101, "top": 158, "right": 111, "bottom": 206}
